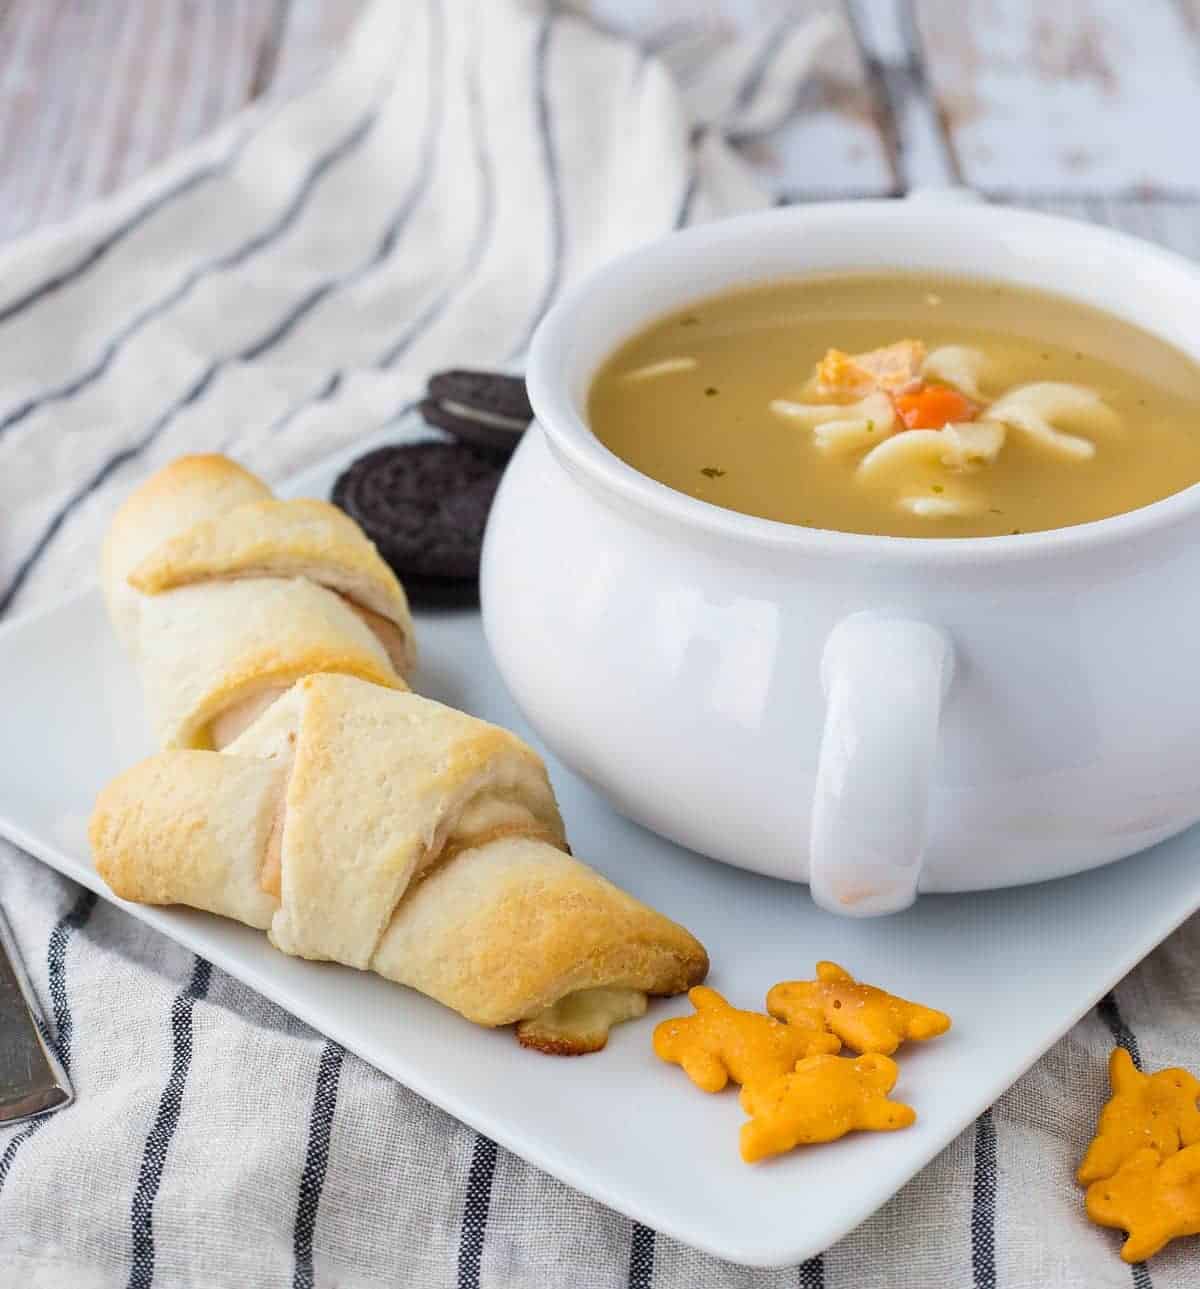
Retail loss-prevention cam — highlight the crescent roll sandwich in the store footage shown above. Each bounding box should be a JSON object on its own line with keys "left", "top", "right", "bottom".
{"left": 90, "top": 675, "right": 709, "bottom": 1052}
{"left": 102, "top": 455, "right": 415, "bottom": 750}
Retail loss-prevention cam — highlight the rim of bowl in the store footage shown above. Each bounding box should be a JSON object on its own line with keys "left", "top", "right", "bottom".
{"left": 526, "top": 201, "right": 1200, "bottom": 566}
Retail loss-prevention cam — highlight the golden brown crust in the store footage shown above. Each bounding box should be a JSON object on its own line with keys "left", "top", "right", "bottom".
{"left": 130, "top": 453, "right": 264, "bottom": 491}
{"left": 90, "top": 750, "right": 281, "bottom": 929}
{"left": 515, "top": 1031, "right": 598, "bottom": 1056}
{"left": 184, "top": 644, "right": 404, "bottom": 751}
{"left": 372, "top": 834, "right": 709, "bottom": 1027}
{"left": 102, "top": 455, "right": 272, "bottom": 648}
{"left": 267, "top": 678, "right": 566, "bottom": 969}
{"left": 89, "top": 675, "right": 710, "bottom": 1046}
{"left": 111, "top": 456, "right": 271, "bottom": 536}
{"left": 341, "top": 600, "right": 412, "bottom": 676}
{"left": 95, "top": 461, "right": 712, "bottom": 1046}
{"left": 127, "top": 498, "right": 414, "bottom": 676}
{"left": 131, "top": 575, "right": 405, "bottom": 750}
{"left": 104, "top": 456, "right": 272, "bottom": 585}
{"left": 103, "top": 456, "right": 415, "bottom": 750}
{"left": 445, "top": 726, "right": 545, "bottom": 784}
{"left": 413, "top": 822, "right": 565, "bottom": 889}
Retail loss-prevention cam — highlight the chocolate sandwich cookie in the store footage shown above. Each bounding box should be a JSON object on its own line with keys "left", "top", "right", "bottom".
{"left": 332, "top": 442, "right": 503, "bottom": 601}
{"left": 421, "top": 369, "right": 533, "bottom": 459}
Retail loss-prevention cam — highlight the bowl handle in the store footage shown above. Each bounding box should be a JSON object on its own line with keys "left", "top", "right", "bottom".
{"left": 809, "top": 612, "right": 955, "bottom": 917}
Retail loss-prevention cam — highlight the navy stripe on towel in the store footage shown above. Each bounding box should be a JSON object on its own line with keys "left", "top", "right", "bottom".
{"left": 0, "top": 107, "right": 379, "bottom": 437}
{"left": 265, "top": 372, "right": 344, "bottom": 438}
{"left": 47, "top": 888, "right": 99, "bottom": 1076}
{"left": 797, "top": 1253, "right": 824, "bottom": 1288}
{"left": 269, "top": 3, "right": 491, "bottom": 432}
{"left": 292, "top": 1041, "right": 345, "bottom": 1289}
{"left": 0, "top": 1119, "right": 43, "bottom": 1198}
{"left": 0, "top": 0, "right": 446, "bottom": 617}
{"left": 0, "top": 364, "right": 218, "bottom": 617}
{"left": 376, "top": 12, "right": 494, "bottom": 370}
{"left": 266, "top": 0, "right": 492, "bottom": 437}
{"left": 1131, "top": 1257, "right": 1154, "bottom": 1289}
{"left": 730, "top": 17, "right": 801, "bottom": 127}
{"left": 240, "top": 0, "right": 445, "bottom": 366}
{"left": 1097, "top": 992, "right": 1155, "bottom": 1289}
{"left": 628, "top": 1222, "right": 655, "bottom": 1289}
{"left": 127, "top": 956, "right": 212, "bottom": 1289}
{"left": 0, "top": 121, "right": 260, "bottom": 328}
{"left": 970, "top": 1109, "right": 997, "bottom": 1289}
{"left": 1097, "top": 991, "right": 1144, "bottom": 1069}
{"left": 674, "top": 162, "right": 699, "bottom": 230}
{"left": 457, "top": 1134, "right": 498, "bottom": 1289}
{"left": 0, "top": 887, "right": 97, "bottom": 1199}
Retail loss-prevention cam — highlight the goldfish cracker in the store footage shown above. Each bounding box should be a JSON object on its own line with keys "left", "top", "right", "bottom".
{"left": 1085, "top": 1143, "right": 1200, "bottom": 1263}
{"left": 739, "top": 1052, "right": 916, "bottom": 1164}
{"left": 652, "top": 986, "right": 840, "bottom": 1094}
{"left": 1077, "top": 1048, "right": 1200, "bottom": 1185}
{"left": 767, "top": 962, "right": 951, "bottom": 1056}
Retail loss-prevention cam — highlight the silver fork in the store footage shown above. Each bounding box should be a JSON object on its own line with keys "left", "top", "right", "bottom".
{"left": 0, "top": 904, "right": 72, "bottom": 1123}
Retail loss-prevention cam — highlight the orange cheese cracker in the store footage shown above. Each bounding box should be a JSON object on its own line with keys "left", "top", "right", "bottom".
{"left": 1077, "top": 1048, "right": 1200, "bottom": 1185}
{"left": 1086, "top": 1143, "right": 1200, "bottom": 1263}
{"left": 739, "top": 1052, "right": 916, "bottom": 1164}
{"left": 767, "top": 962, "right": 951, "bottom": 1056}
{"left": 652, "top": 985, "right": 840, "bottom": 1094}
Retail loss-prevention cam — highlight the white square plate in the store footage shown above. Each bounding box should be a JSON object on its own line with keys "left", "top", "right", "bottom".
{"left": 4, "top": 426, "right": 1200, "bottom": 1267}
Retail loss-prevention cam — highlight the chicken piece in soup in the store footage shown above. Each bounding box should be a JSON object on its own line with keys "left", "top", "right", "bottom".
{"left": 587, "top": 274, "right": 1200, "bottom": 538}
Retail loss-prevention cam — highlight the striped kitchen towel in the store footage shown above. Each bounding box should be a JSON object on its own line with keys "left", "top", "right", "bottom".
{"left": 1, "top": 1, "right": 1198, "bottom": 1287}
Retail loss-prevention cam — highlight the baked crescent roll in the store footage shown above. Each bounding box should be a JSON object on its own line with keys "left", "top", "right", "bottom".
{"left": 101, "top": 456, "right": 415, "bottom": 750}
{"left": 90, "top": 675, "right": 709, "bottom": 1052}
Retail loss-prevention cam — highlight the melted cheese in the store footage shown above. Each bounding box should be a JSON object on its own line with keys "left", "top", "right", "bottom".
{"left": 516, "top": 987, "right": 648, "bottom": 1055}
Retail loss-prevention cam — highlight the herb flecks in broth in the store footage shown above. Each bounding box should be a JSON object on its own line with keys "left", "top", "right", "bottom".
{"left": 587, "top": 275, "right": 1200, "bottom": 539}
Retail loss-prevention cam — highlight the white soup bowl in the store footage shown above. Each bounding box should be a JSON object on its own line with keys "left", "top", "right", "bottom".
{"left": 481, "top": 198, "right": 1200, "bottom": 916}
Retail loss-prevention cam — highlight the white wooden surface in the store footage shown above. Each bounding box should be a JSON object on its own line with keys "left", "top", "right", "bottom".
{"left": 913, "top": 0, "right": 1200, "bottom": 196}
{"left": 0, "top": 0, "right": 281, "bottom": 240}
{"left": 0, "top": 1, "right": 1198, "bottom": 238}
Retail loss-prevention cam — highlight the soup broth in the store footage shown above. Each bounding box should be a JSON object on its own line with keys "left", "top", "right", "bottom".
{"left": 587, "top": 274, "right": 1200, "bottom": 538}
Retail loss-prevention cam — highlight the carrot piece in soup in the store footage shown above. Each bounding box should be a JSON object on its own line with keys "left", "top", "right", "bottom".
{"left": 893, "top": 384, "right": 977, "bottom": 430}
